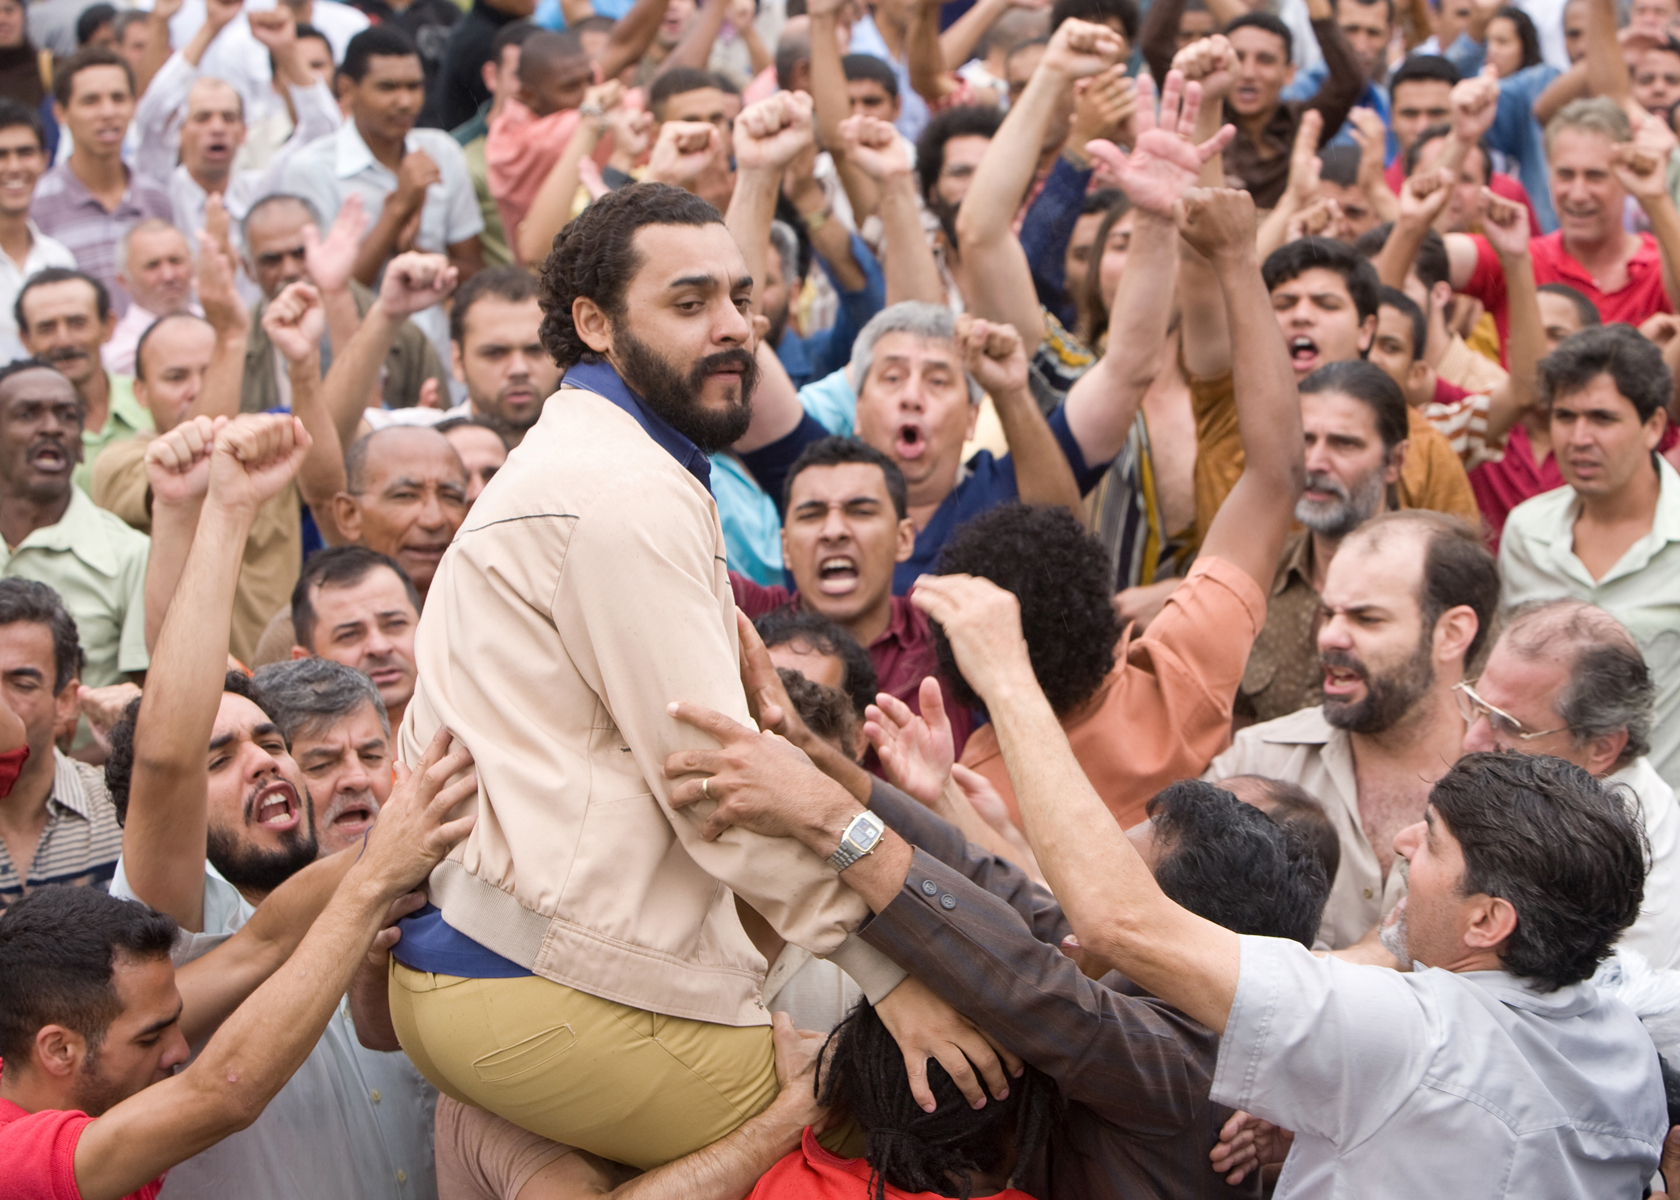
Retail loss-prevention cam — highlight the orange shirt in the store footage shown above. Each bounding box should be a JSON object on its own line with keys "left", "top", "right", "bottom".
{"left": 959, "top": 555, "right": 1266, "bottom": 832}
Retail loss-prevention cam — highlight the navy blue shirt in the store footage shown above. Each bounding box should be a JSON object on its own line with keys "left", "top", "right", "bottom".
{"left": 391, "top": 359, "right": 712, "bottom": 980}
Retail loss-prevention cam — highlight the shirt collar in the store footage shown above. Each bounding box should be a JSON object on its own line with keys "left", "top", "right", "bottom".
{"left": 562, "top": 359, "right": 713, "bottom": 492}
{"left": 13, "top": 486, "right": 121, "bottom": 575}
{"left": 1275, "top": 529, "right": 1315, "bottom": 597}
{"left": 336, "top": 120, "right": 413, "bottom": 180}
{"left": 104, "top": 374, "right": 151, "bottom": 435}
{"left": 46, "top": 748, "right": 94, "bottom": 820}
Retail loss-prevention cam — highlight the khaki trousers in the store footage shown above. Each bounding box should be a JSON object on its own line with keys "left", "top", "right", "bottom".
{"left": 388, "top": 962, "right": 780, "bottom": 1170}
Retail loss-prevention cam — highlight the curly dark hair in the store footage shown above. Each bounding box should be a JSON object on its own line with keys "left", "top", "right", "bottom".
{"left": 756, "top": 609, "right": 878, "bottom": 717}
{"left": 1431, "top": 752, "right": 1647, "bottom": 991}
{"left": 817, "top": 998, "right": 1063, "bottom": 1200}
{"left": 106, "top": 672, "right": 275, "bottom": 826}
{"left": 536, "top": 182, "right": 723, "bottom": 369}
{"left": 932, "top": 504, "right": 1120, "bottom": 717}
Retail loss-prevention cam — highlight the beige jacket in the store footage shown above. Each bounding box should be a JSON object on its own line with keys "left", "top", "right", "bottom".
{"left": 1204, "top": 705, "right": 1406, "bottom": 951}
{"left": 400, "top": 386, "right": 903, "bottom": 1026}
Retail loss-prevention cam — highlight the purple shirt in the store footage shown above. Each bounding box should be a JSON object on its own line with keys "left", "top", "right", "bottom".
{"left": 30, "top": 163, "right": 173, "bottom": 317}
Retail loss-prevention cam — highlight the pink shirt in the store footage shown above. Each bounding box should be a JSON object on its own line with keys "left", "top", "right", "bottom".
{"left": 0, "top": 1090, "right": 163, "bottom": 1200}
{"left": 485, "top": 97, "right": 624, "bottom": 260}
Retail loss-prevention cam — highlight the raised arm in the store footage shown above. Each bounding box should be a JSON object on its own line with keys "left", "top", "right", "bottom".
{"left": 353, "top": 150, "right": 442, "bottom": 287}
{"left": 123, "top": 416, "right": 312, "bottom": 931}
{"left": 1586, "top": 0, "right": 1633, "bottom": 109}
{"left": 74, "top": 732, "right": 476, "bottom": 1200}
{"left": 597, "top": 0, "right": 679, "bottom": 81}
{"left": 725, "top": 91, "right": 817, "bottom": 313}
{"left": 1066, "top": 69, "right": 1235, "bottom": 464}
{"left": 261, "top": 281, "right": 348, "bottom": 541}
{"left": 186, "top": 205, "right": 251, "bottom": 424}
{"left": 1614, "top": 111, "right": 1680, "bottom": 311}
{"left": 135, "top": 0, "right": 183, "bottom": 98}
{"left": 955, "top": 19, "right": 1126, "bottom": 349}
{"left": 140, "top": 417, "right": 221, "bottom": 655}
{"left": 656, "top": 0, "right": 731, "bottom": 76}
{"left": 960, "top": 315, "right": 1082, "bottom": 512}
{"left": 841, "top": 115, "right": 946, "bottom": 305}
{"left": 515, "top": 81, "right": 623, "bottom": 267}
{"left": 1374, "top": 170, "right": 1454, "bottom": 288}
{"left": 1173, "top": 35, "right": 1239, "bottom": 380}
{"left": 907, "top": 0, "right": 961, "bottom": 106}
{"left": 1180, "top": 187, "right": 1306, "bottom": 592}
{"left": 810, "top": 0, "right": 880, "bottom": 219}
{"left": 1304, "top": 0, "right": 1363, "bottom": 134}
{"left": 1477, "top": 187, "right": 1542, "bottom": 445}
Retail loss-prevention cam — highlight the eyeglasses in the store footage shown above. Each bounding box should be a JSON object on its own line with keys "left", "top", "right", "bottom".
{"left": 1452, "top": 680, "right": 1570, "bottom": 742}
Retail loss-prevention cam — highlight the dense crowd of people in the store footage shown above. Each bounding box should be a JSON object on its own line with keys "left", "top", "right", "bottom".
{"left": 1, "top": 0, "right": 1680, "bottom": 1192}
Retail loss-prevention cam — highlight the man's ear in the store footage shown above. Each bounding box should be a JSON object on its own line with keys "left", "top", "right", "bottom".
{"left": 52, "top": 677, "right": 79, "bottom": 734}
{"left": 290, "top": 644, "right": 312, "bottom": 660}
{"left": 333, "top": 493, "right": 362, "bottom": 543}
{"left": 1433, "top": 602, "right": 1479, "bottom": 667}
{"left": 1462, "top": 892, "right": 1519, "bottom": 952}
{"left": 573, "top": 296, "right": 614, "bottom": 355}
{"left": 1430, "top": 280, "right": 1453, "bottom": 318}
{"left": 33, "top": 1023, "right": 87, "bottom": 1080}
{"left": 893, "top": 516, "right": 915, "bottom": 564}
{"left": 1406, "top": 358, "right": 1433, "bottom": 401}
{"left": 1385, "top": 438, "right": 1408, "bottom": 486}
{"left": 1582, "top": 728, "right": 1630, "bottom": 777}
{"left": 1357, "top": 313, "right": 1378, "bottom": 355}
{"left": 481, "top": 58, "right": 499, "bottom": 95}
{"left": 1643, "top": 405, "right": 1668, "bottom": 452}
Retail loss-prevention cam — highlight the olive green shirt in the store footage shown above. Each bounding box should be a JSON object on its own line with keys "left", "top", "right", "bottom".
{"left": 75, "top": 373, "right": 152, "bottom": 493}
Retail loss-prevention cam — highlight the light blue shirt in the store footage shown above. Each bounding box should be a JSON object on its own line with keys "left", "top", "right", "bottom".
{"left": 850, "top": 15, "right": 930, "bottom": 141}
{"left": 1213, "top": 936, "right": 1666, "bottom": 1197}
{"left": 1445, "top": 35, "right": 1560, "bottom": 233}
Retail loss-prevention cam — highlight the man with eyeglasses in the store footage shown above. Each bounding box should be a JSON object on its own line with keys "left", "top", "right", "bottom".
{"left": 1207, "top": 510, "right": 1501, "bottom": 952}
{"left": 1453, "top": 597, "right": 1680, "bottom": 969}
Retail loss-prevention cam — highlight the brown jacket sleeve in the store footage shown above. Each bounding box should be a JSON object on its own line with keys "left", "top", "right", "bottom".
{"left": 1303, "top": 15, "right": 1366, "bottom": 142}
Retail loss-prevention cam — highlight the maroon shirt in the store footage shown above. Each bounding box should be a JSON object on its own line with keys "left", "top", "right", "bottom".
{"left": 730, "top": 574, "right": 972, "bottom": 760}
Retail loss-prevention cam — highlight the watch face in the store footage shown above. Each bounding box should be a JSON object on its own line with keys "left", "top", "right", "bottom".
{"left": 852, "top": 813, "right": 885, "bottom": 851}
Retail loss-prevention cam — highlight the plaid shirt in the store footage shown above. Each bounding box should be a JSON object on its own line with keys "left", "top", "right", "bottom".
{"left": 0, "top": 750, "right": 122, "bottom": 913}
{"left": 862, "top": 780, "right": 1262, "bottom": 1200}
{"left": 30, "top": 163, "right": 173, "bottom": 317}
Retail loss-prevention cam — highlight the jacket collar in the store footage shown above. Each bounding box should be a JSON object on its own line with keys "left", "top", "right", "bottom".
{"left": 562, "top": 359, "right": 712, "bottom": 493}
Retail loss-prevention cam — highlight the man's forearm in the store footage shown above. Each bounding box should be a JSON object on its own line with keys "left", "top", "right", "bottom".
{"left": 287, "top": 357, "right": 348, "bottom": 536}
{"left": 354, "top": 198, "right": 416, "bottom": 286}
{"left": 188, "top": 328, "right": 248, "bottom": 423}
{"left": 598, "top": 0, "right": 670, "bottom": 80}
{"left": 610, "top": 1091, "right": 810, "bottom": 1200}
{"left": 811, "top": 11, "right": 880, "bottom": 219}
{"left": 141, "top": 496, "right": 201, "bottom": 654}
{"left": 1487, "top": 246, "right": 1540, "bottom": 440}
{"left": 1640, "top": 192, "right": 1680, "bottom": 311}
{"left": 993, "top": 381, "right": 1082, "bottom": 512}
{"left": 322, "top": 303, "right": 406, "bottom": 449}
{"left": 725, "top": 168, "right": 782, "bottom": 312}
{"left": 878, "top": 173, "right": 944, "bottom": 305}
{"left": 1375, "top": 213, "right": 1430, "bottom": 288}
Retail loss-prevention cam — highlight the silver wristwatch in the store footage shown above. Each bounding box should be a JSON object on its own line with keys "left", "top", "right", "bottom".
{"left": 827, "top": 810, "right": 886, "bottom": 872}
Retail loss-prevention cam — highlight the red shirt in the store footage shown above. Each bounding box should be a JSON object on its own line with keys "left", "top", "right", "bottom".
{"left": 729, "top": 575, "right": 972, "bottom": 758}
{"left": 1432, "top": 374, "right": 1472, "bottom": 407}
{"left": 1463, "top": 229, "right": 1674, "bottom": 357}
{"left": 1385, "top": 160, "right": 1540, "bottom": 233}
{"left": 747, "top": 1128, "right": 1036, "bottom": 1200}
{"left": 0, "top": 1094, "right": 162, "bottom": 1200}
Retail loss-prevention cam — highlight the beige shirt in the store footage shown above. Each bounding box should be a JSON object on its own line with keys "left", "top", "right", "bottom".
{"left": 1435, "top": 332, "right": 1508, "bottom": 397}
{"left": 1206, "top": 705, "right": 1407, "bottom": 951}
{"left": 400, "top": 386, "right": 902, "bottom": 1026}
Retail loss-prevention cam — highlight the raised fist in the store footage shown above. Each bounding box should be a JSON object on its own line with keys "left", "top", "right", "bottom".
{"left": 378, "top": 253, "right": 458, "bottom": 317}
{"left": 733, "top": 90, "right": 815, "bottom": 173}
{"left": 262, "top": 280, "right": 326, "bottom": 364}
{"left": 144, "top": 414, "right": 225, "bottom": 509}
{"left": 838, "top": 114, "right": 911, "bottom": 179}
{"left": 208, "top": 413, "right": 311, "bottom": 516}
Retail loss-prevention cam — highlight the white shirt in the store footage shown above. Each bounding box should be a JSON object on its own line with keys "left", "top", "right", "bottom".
{"left": 1213, "top": 936, "right": 1666, "bottom": 1198}
{"left": 1500, "top": 459, "right": 1680, "bottom": 790}
{"left": 109, "top": 857, "right": 439, "bottom": 1200}
{"left": 1615, "top": 757, "right": 1680, "bottom": 971}
{"left": 0, "top": 223, "right": 75, "bottom": 363}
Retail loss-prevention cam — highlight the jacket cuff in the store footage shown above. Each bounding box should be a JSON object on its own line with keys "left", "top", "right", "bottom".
{"left": 824, "top": 932, "right": 909, "bottom": 1003}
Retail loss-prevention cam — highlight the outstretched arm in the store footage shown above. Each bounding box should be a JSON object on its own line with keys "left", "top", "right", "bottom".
{"left": 74, "top": 732, "right": 477, "bottom": 1200}
{"left": 1181, "top": 188, "right": 1306, "bottom": 593}
{"left": 1478, "top": 188, "right": 1541, "bottom": 446}
{"left": 810, "top": 0, "right": 880, "bottom": 219}
{"left": 962, "top": 316, "right": 1081, "bottom": 512}
{"left": 262, "top": 282, "right": 348, "bottom": 541}
{"left": 841, "top": 115, "right": 946, "bottom": 305}
{"left": 1172, "top": 35, "right": 1239, "bottom": 380}
{"left": 1615, "top": 112, "right": 1680, "bottom": 311}
{"left": 122, "top": 416, "right": 313, "bottom": 931}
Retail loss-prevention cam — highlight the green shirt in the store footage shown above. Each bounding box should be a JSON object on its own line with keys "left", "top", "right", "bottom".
{"left": 76, "top": 374, "right": 153, "bottom": 493}
{"left": 1, "top": 485, "right": 150, "bottom": 686}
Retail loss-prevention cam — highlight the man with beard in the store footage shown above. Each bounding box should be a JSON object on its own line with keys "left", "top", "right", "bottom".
{"left": 1235, "top": 360, "right": 1407, "bottom": 725}
{"left": 15, "top": 269, "right": 154, "bottom": 492}
{"left": 252, "top": 657, "right": 391, "bottom": 856}
{"left": 1207, "top": 509, "right": 1500, "bottom": 951}
{"left": 106, "top": 412, "right": 441, "bottom": 1200}
{"left": 388, "top": 181, "right": 1009, "bottom": 1166}
{"left": 0, "top": 362, "right": 148, "bottom": 692}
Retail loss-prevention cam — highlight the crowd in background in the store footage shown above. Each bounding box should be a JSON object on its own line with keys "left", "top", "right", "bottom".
{"left": 0, "top": 0, "right": 1679, "bottom": 1193}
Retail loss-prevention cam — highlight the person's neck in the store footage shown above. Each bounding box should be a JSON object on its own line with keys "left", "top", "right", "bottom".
{"left": 1350, "top": 681, "right": 1465, "bottom": 766}
{"left": 387, "top": 698, "right": 408, "bottom": 733}
{"left": 0, "top": 484, "right": 72, "bottom": 549}
{"left": 189, "top": 163, "right": 231, "bottom": 197}
{"left": 0, "top": 206, "right": 32, "bottom": 271}
{"left": 0, "top": 744, "right": 55, "bottom": 839}
{"left": 357, "top": 118, "right": 407, "bottom": 172}
{"left": 1522, "top": 406, "right": 1551, "bottom": 458}
{"left": 1562, "top": 226, "right": 1632, "bottom": 276}
{"left": 904, "top": 480, "right": 951, "bottom": 533}
{"left": 0, "top": 1063, "right": 75, "bottom": 1116}
{"left": 1579, "top": 458, "right": 1662, "bottom": 527}
{"left": 838, "top": 591, "right": 894, "bottom": 648}
{"left": 1234, "top": 102, "right": 1278, "bottom": 146}
{"left": 68, "top": 146, "right": 127, "bottom": 199}
{"left": 1306, "top": 529, "right": 1341, "bottom": 592}
{"left": 78, "top": 368, "right": 111, "bottom": 436}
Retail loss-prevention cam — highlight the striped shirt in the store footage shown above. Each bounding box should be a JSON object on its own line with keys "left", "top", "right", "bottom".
{"left": 0, "top": 750, "right": 122, "bottom": 912}
{"left": 1421, "top": 390, "right": 1505, "bottom": 473}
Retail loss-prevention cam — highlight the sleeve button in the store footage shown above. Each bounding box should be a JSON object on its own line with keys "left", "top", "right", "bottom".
{"left": 921, "top": 879, "right": 938, "bottom": 896}
{"left": 940, "top": 894, "right": 957, "bottom": 910}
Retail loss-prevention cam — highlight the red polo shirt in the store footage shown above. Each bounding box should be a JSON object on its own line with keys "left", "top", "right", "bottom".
{"left": 729, "top": 574, "right": 972, "bottom": 759}
{"left": 0, "top": 1090, "right": 162, "bottom": 1200}
{"left": 1385, "top": 160, "right": 1540, "bottom": 233}
{"left": 1463, "top": 230, "right": 1674, "bottom": 359}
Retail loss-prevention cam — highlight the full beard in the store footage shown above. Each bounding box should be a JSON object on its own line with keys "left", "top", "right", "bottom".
{"left": 1321, "top": 633, "right": 1436, "bottom": 735}
{"left": 207, "top": 813, "right": 319, "bottom": 896}
{"left": 614, "top": 326, "right": 758, "bottom": 453}
{"left": 1295, "top": 467, "right": 1388, "bottom": 539}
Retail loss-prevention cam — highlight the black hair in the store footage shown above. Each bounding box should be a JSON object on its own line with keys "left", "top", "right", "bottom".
{"left": 106, "top": 671, "right": 273, "bottom": 825}
{"left": 16, "top": 266, "right": 111, "bottom": 335}
{"left": 52, "top": 45, "right": 134, "bottom": 108}
{"left": 0, "top": 887, "right": 177, "bottom": 1070}
{"left": 1489, "top": 6, "right": 1543, "bottom": 70}
{"left": 914, "top": 105, "right": 1003, "bottom": 207}
{"left": 0, "top": 97, "right": 43, "bottom": 148}
{"left": 842, "top": 52, "right": 899, "bottom": 99}
{"left": 1359, "top": 509, "right": 1501, "bottom": 664}
{"left": 933, "top": 504, "right": 1119, "bottom": 718}
{"left": 75, "top": 3, "right": 115, "bottom": 46}
{"left": 1537, "top": 282, "right": 1602, "bottom": 329}
{"left": 0, "top": 578, "right": 83, "bottom": 692}
{"left": 517, "top": 30, "right": 587, "bottom": 91}
{"left": 1317, "top": 143, "right": 1361, "bottom": 187}
{"left": 1224, "top": 10, "right": 1292, "bottom": 60}
{"left": 1389, "top": 53, "right": 1460, "bottom": 95}
{"left": 293, "top": 21, "right": 331, "bottom": 54}
{"left": 1430, "top": 752, "right": 1646, "bottom": 991}
{"left": 1262, "top": 236, "right": 1381, "bottom": 324}
{"left": 1378, "top": 284, "right": 1426, "bottom": 362}
{"left": 709, "top": 71, "right": 741, "bottom": 96}
{"left": 1223, "top": 775, "right": 1342, "bottom": 886}
{"left": 292, "top": 545, "right": 421, "bottom": 651}
{"left": 435, "top": 413, "right": 512, "bottom": 445}
{"left": 133, "top": 312, "right": 211, "bottom": 383}
{"left": 783, "top": 436, "right": 909, "bottom": 520}
{"left": 1542, "top": 322, "right": 1672, "bottom": 424}
{"left": 1049, "top": 0, "right": 1139, "bottom": 40}
{"left": 491, "top": 19, "right": 541, "bottom": 58}
{"left": 648, "top": 66, "right": 720, "bottom": 117}
{"left": 817, "top": 998, "right": 1063, "bottom": 1200}
{"left": 1299, "top": 359, "right": 1410, "bottom": 452}
{"left": 1080, "top": 191, "right": 1133, "bottom": 345}
{"left": 1403, "top": 121, "right": 1492, "bottom": 182}
{"left": 1147, "top": 780, "right": 1331, "bottom": 947}
{"left": 1353, "top": 220, "right": 1450, "bottom": 292}
{"left": 538, "top": 182, "right": 722, "bottom": 368}
{"left": 341, "top": 26, "right": 420, "bottom": 83}
{"left": 776, "top": 20, "right": 811, "bottom": 90}
{"left": 755, "top": 609, "right": 878, "bottom": 717}
{"left": 450, "top": 265, "right": 539, "bottom": 345}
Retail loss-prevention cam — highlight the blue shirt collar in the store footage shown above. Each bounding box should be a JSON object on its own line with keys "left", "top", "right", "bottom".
{"left": 562, "top": 359, "right": 712, "bottom": 493}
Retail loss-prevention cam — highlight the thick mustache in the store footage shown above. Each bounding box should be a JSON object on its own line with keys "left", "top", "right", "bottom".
{"left": 1320, "top": 649, "right": 1368, "bottom": 679}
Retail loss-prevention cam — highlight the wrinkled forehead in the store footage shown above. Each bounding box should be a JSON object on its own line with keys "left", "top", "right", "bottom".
{"left": 863, "top": 331, "right": 960, "bottom": 377}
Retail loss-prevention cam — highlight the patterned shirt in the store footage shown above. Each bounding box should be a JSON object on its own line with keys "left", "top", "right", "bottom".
{"left": 0, "top": 750, "right": 122, "bottom": 912}
{"left": 29, "top": 163, "right": 173, "bottom": 318}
